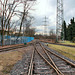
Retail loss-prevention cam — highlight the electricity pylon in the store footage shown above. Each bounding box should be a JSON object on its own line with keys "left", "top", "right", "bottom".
{"left": 43, "top": 16, "right": 48, "bottom": 36}
{"left": 56, "top": 0, "right": 64, "bottom": 42}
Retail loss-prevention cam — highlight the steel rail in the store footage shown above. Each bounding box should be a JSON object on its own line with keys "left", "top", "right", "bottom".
{"left": 39, "top": 42, "right": 64, "bottom": 75}
{"left": 28, "top": 48, "right": 34, "bottom": 75}
{"left": 34, "top": 44, "right": 60, "bottom": 75}
{"left": 0, "top": 45, "right": 26, "bottom": 52}
{"left": 41, "top": 41, "right": 75, "bottom": 48}
{"left": 41, "top": 43, "right": 75, "bottom": 67}
{"left": 0, "top": 45, "right": 24, "bottom": 50}
{"left": 0, "top": 42, "right": 33, "bottom": 52}
{"left": 46, "top": 42, "right": 75, "bottom": 47}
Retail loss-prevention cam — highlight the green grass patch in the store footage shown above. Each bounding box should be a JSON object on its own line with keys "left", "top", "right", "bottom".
{"left": 48, "top": 44, "right": 75, "bottom": 61}
{"left": 59, "top": 41, "right": 75, "bottom": 46}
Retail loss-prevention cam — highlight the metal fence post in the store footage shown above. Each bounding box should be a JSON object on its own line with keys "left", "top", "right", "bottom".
{"left": 10, "top": 36, "right": 11, "bottom": 45}
{"left": 4, "top": 36, "right": 5, "bottom": 45}
{"left": 15, "top": 36, "right": 16, "bottom": 44}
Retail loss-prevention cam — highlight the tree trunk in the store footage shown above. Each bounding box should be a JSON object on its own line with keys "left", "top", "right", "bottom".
{"left": 1, "top": 17, "right": 4, "bottom": 46}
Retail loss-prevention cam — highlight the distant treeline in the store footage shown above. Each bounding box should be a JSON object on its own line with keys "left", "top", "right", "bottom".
{"left": 61, "top": 17, "right": 75, "bottom": 42}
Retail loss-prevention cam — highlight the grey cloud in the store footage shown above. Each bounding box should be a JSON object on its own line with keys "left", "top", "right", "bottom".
{"left": 64, "top": 0, "right": 75, "bottom": 23}
{"left": 32, "top": 0, "right": 75, "bottom": 34}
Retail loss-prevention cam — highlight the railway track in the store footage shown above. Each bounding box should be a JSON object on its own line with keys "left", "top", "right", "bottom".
{"left": 11, "top": 42, "right": 75, "bottom": 75}
{"left": 28, "top": 42, "right": 75, "bottom": 75}
{"left": 0, "top": 45, "right": 26, "bottom": 52}
{"left": 28, "top": 43, "right": 59, "bottom": 75}
{"left": 43, "top": 42, "right": 75, "bottom": 48}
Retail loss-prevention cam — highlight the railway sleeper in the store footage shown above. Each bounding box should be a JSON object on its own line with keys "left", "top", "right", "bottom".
{"left": 59, "top": 66, "right": 71, "bottom": 70}
{"left": 56, "top": 63, "right": 70, "bottom": 67}
{"left": 55, "top": 60, "right": 66, "bottom": 64}
{"left": 62, "top": 70, "right": 75, "bottom": 75}
{"left": 34, "top": 69, "right": 55, "bottom": 74}
{"left": 34, "top": 65, "right": 50, "bottom": 69}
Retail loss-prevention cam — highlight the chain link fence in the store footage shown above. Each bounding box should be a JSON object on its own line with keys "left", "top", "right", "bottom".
{"left": 0, "top": 35, "right": 34, "bottom": 46}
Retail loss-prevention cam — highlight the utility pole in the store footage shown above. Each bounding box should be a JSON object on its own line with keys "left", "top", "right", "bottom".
{"left": 43, "top": 16, "right": 48, "bottom": 36}
{"left": 56, "top": 0, "right": 64, "bottom": 42}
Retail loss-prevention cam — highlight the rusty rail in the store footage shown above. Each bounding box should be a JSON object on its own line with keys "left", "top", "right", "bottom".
{"left": 34, "top": 44, "right": 60, "bottom": 75}
{"left": 39, "top": 42, "right": 64, "bottom": 75}
{"left": 41, "top": 42, "right": 75, "bottom": 67}
{"left": 28, "top": 49, "right": 34, "bottom": 75}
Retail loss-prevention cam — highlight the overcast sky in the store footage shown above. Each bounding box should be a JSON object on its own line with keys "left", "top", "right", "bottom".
{"left": 30, "top": 0, "right": 75, "bottom": 35}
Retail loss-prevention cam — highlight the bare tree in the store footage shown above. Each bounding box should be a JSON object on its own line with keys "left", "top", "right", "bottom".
{"left": 0, "top": 0, "right": 36, "bottom": 46}
{"left": 24, "top": 16, "right": 34, "bottom": 35}
{"left": 0, "top": 0, "right": 24, "bottom": 46}
{"left": 17, "top": 0, "right": 36, "bottom": 38}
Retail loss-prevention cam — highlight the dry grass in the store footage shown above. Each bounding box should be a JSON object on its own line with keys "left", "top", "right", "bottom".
{"left": 48, "top": 44, "right": 75, "bottom": 61}
{"left": 59, "top": 41, "right": 75, "bottom": 46}
{"left": 0, "top": 49, "right": 26, "bottom": 75}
